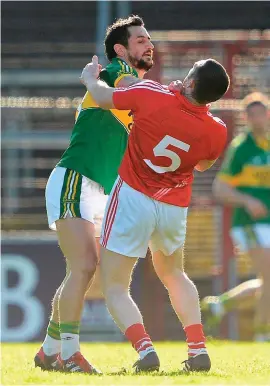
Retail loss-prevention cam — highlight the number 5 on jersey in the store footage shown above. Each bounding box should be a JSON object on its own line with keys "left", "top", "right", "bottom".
{"left": 144, "top": 135, "right": 190, "bottom": 174}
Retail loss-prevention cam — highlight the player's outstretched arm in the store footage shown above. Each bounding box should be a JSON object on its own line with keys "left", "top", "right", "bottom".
{"left": 213, "top": 178, "right": 268, "bottom": 218}
{"left": 85, "top": 79, "right": 115, "bottom": 110}
{"left": 80, "top": 56, "right": 115, "bottom": 109}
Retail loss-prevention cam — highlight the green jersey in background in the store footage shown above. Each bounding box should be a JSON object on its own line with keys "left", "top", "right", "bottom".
{"left": 218, "top": 132, "right": 270, "bottom": 227}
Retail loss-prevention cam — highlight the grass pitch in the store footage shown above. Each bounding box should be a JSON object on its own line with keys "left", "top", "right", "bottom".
{"left": 1, "top": 341, "right": 270, "bottom": 385}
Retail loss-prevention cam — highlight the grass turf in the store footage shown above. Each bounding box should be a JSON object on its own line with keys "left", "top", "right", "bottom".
{"left": 1, "top": 341, "right": 270, "bottom": 385}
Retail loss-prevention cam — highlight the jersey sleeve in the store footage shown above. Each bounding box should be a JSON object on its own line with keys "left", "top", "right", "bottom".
{"left": 99, "top": 59, "right": 138, "bottom": 87}
{"left": 217, "top": 140, "right": 244, "bottom": 184}
{"left": 112, "top": 86, "right": 142, "bottom": 111}
{"left": 113, "top": 80, "right": 171, "bottom": 112}
{"left": 208, "top": 122, "right": 227, "bottom": 160}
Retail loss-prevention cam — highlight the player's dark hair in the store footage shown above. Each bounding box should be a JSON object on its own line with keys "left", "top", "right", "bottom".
{"left": 192, "top": 59, "right": 230, "bottom": 104}
{"left": 243, "top": 92, "right": 269, "bottom": 112}
{"left": 104, "top": 15, "right": 144, "bottom": 61}
{"left": 246, "top": 101, "right": 268, "bottom": 113}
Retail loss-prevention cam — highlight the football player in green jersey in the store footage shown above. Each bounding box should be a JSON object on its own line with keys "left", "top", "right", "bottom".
{"left": 34, "top": 15, "right": 155, "bottom": 373}
{"left": 203, "top": 93, "right": 270, "bottom": 341}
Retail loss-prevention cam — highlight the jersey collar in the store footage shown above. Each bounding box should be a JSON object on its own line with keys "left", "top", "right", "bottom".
{"left": 112, "top": 57, "right": 139, "bottom": 78}
{"left": 174, "top": 92, "right": 209, "bottom": 114}
{"left": 249, "top": 131, "right": 270, "bottom": 151}
{"left": 113, "top": 57, "right": 129, "bottom": 67}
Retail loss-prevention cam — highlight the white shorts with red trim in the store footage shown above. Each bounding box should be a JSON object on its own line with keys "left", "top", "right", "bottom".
{"left": 100, "top": 177, "right": 188, "bottom": 258}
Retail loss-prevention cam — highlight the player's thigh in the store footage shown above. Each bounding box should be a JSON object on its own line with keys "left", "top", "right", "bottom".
{"left": 46, "top": 166, "right": 107, "bottom": 270}
{"left": 100, "top": 178, "right": 156, "bottom": 258}
{"left": 230, "top": 226, "right": 251, "bottom": 253}
{"left": 253, "top": 224, "right": 270, "bottom": 250}
{"left": 150, "top": 203, "right": 188, "bottom": 256}
{"left": 249, "top": 250, "right": 270, "bottom": 283}
{"left": 56, "top": 217, "right": 98, "bottom": 273}
{"left": 249, "top": 248, "right": 270, "bottom": 293}
{"left": 231, "top": 225, "right": 270, "bottom": 280}
{"left": 46, "top": 166, "right": 108, "bottom": 234}
{"left": 251, "top": 225, "right": 270, "bottom": 280}
{"left": 152, "top": 247, "right": 185, "bottom": 284}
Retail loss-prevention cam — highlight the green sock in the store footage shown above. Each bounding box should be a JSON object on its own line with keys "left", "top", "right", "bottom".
{"left": 60, "top": 321, "right": 80, "bottom": 335}
{"left": 47, "top": 320, "right": 61, "bottom": 340}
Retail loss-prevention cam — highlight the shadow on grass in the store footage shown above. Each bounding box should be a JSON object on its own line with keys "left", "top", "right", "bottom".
{"left": 48, "top": 367, "right": 228, "bottom": 378}
{"left": 106, "top": 368, "right": 228, "bottom": 377}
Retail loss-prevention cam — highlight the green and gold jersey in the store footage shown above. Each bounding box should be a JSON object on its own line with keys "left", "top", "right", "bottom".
{"left": 57, "top": 58, "right": 138, "bottom": 194}
{"left": 217, "top": 131, "right": 270, "bottom": 227}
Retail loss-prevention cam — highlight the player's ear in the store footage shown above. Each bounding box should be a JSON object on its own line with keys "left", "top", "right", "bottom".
{"left": 114, "top": 44, "right": 126, "bottom": 57}
{"left": 184, "top": 77, "right": 195, "bottom": 91}
{"left": 189, "top": 79, "right": 196, "bottom": 90}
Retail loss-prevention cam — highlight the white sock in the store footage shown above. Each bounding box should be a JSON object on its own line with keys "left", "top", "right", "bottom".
{"left": 42, "top": 335, "right": 61, "bottom": 356}
{"left": 138, "top": 345, "right": 155, "bottom": 359}
{"left": 188, "top": 347, "right": 208, "bottom": 357}
{"left": 60, "top": 333, "right": 80, "bottom": 360}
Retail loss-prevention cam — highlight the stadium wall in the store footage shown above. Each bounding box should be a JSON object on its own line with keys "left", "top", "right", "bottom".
{"left": 2, "top": 1, "right": 270, "bottom": 43}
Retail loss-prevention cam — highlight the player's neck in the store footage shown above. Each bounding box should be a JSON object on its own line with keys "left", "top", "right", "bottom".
{"left": 117, "top": 56, "right": 145, "bottom": 79}
{"left": 182, "top": 89, "right": 203, "bottom": 107}
{"left": 136, "top": 69, "right": 146, "bottom": 79}
{"left": 252, "top": 128, "right": 268, "bottom": 139}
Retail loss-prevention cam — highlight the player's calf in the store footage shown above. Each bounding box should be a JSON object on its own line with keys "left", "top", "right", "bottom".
{"left": 100, "top": 248, "right": 160, "bottom": 372}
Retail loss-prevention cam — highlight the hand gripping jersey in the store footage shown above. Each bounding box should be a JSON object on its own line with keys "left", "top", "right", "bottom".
{"left": 57, "top": 58, "right": 138, "bottom": 194}
{"left": 218, "top": 132, "right": 270, "bottom": 227}
{"left": 112, "top": 80, "right": 227, "bottom": 207}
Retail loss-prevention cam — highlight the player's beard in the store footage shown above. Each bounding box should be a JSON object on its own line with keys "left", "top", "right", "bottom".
{"left": 128, "top": 53, "right": 153, "bottom": 72}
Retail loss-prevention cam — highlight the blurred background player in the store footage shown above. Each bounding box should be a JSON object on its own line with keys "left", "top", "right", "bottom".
{"left": 80, "top": 56, "right": 230, "bottom": 372}
{"left": 203, "top": 93, "right": 270, "bottom": 341}
{"left": 201, "top": 279, "right": 262, "bottom": 330}
{"left": 35, "top": 15, "right": 154, "bottom": 373}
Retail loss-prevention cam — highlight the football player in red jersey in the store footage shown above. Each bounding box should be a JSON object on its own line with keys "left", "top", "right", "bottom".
{"left": 80, "top": 56, "right": 230, "bottom": 372}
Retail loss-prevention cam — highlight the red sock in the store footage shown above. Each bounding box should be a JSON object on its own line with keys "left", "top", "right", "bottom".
{"left": 125, "top": 323, "right": 154, "bottom": 357}
{"left": 184, "top": 324, "right": 207, "bottom": 357}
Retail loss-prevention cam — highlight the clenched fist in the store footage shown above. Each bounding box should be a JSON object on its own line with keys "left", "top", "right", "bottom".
{"left": 80, "top": 55, "right": 102, "bottom": 86}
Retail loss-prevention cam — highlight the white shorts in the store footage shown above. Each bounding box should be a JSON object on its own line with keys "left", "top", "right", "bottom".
{"left": 45, "top": 166, "right": 108, "bottom": 237}
{"left": 230, "top": 224, "right": 270, "bottom": 252}
{"left": 100, "top": 177, "right": 188, "bottom": 258}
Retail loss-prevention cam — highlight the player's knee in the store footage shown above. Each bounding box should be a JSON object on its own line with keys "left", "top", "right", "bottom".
{"left": 258, "top": 254, "right": 270, "bottom": 283}
{"left": 158, "top": 267, "right": 184, "bottom": 287}
{"left": 83, "top": 254, "right": 98, "bottom": 278}
{"left": 69, "top": 266, "right": 96, "bottom": 290}
{"left": 70, "top": 249, "right": 98, "bottom": 280}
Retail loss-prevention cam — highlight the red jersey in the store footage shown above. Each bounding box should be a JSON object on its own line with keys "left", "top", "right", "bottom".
{"left": 113, "top": 80, "right": 227, "bottom": 207}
